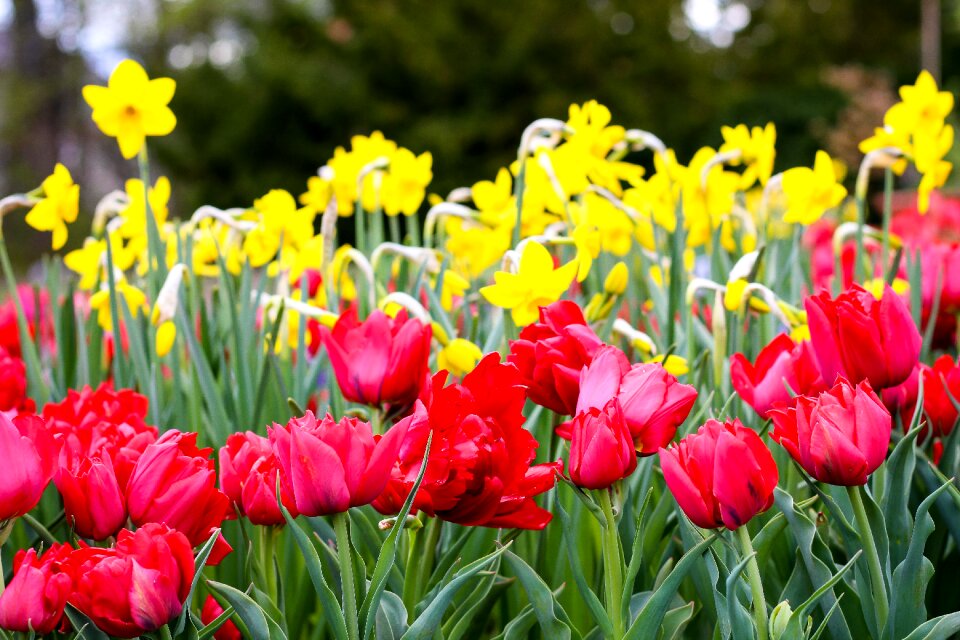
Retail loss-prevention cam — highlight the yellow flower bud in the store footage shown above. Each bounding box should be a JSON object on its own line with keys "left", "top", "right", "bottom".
{"left": 155, "top": 320, "right": 176, "bottom": 357}
{"left": 604, "top": 262, "right": 629, "bottom": 295}
{"left": 790, "top": 324, "right": 811, "bottom": 342}
{"left": 649, "top": 354, "right": 689, "bottom": 377}
{"left": 431, "top": 321, "right": 451, "bottom": 346}
{"left": 438, "top": 338, "right": 483, "bottom": 377}
{"left": 769, "top": 601, "right": 793, "bottom": 640}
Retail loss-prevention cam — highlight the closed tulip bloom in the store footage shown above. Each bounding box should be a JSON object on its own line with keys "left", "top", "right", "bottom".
{"left": 923, "top": 355, "right": 960, "bottom": 438}
{"left": 55, "top": 436, "right": 126, "bottom": 540}
{"left": 0, "top": 347, "right": 32, "bottom": 414}
{"left": 68, "top": 524, "right": 194, "bottom": 638}
{"left": 219, "top": 431, "right": 298, "bottom": 525}
{"left": 0, "top": 543, "right": 74, "bottom": 634}
{"left": 565, "top": 345, "right": 697, "bottom": 454}
{"left": 269, "top": 411, "right": 408, "bottom": 517}
{"left": 320, "top": 306, "right": 432, "bottom": 408}
{"left": 0, "top": 412, "right": 57, "bottom": 522}
{"left": 126, "top": 430, "right": 231, "bottom": 548}
{"left": 805, "top": 284, "right": 920, "bottom": 389}
{"left": 769, "top": 378, "right": 891, "bottom": 486}
{"left": 569, "top": 398, "right": 637, "bottom": 489}
{"left": 730, "top": 333, "right": 827, "bottom": 417}
{"left": 659, "top": 419, "right": 778, "bottom": 530}
{"left": 508, "top": 300, "right": 604, "bottom": 416}
{"left": 200, "top": 595, "right": 242, "bottom": 640}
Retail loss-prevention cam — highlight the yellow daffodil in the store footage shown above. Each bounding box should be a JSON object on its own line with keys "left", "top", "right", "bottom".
{"left": 64, "top": 236, "right": 134, "bottom": 289}
{"left": 24, "top": 164, "right": 79, "bottom": 250}
{"left": 379, "top": 148, "right": 433, "bottom": 217}
{"left": 434, "top": 269, "right": 470, "bottom": 311}
{"left": 300, "top": 175, "right": 333, "bottom": 214}
{"left": 116, "top": 176, "right": 170, "bottom": 258}
{"left": 885, "top": 70, "right": 954, "bottom": 137}
{"left": 82, "top": 59, "right": 176, "bottom": 159}
{"left": 720, "top": 123, "right": 776, "bottom": 189}
{"left": 155, "top": 320, "right": 176, "bottom": 357}
{"left": 438, "top": 338, "right": 484, "bottom": 377}
{"left": 328, "top": 245, "right": 358, "bottom": 301}
{"left": 89, "top": 280, "right": 147, "bottom": 333}
{"left": 649, "top": 354, "right": 689, "bottom": 377}
{"left": 444, "top": 217, "right": 511, "bottom": 279}
{"left": 571, "top": 222, "right": 601, "bottom": 282}
{"left": 604, "top": 261, "right": 629, "bottom": 295}
{"left": 683, "top": 147, "right": 738, "bottom": 248}
{"left": 781, "top": 151, "right": 847, "bottom": 225}
{"left": 480, "top": 240, "right": 577, "bottom": 326}
{"left": 570, "top": 192, "right": 634, "bottom": 257}
{"left": 914, "top": 124, "right": 954, "bottom": 213}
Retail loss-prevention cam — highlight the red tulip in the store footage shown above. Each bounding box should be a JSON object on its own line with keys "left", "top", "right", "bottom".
{"left": 0, "top": 285, "right": 52, "bottom": 359}
{"left": 219, "top": 431, "right": 298, "bottom": 525}
{"left": 562, "top": 345, "right": 697, "bottom": 454}
{"left": 805, "top": 284, "right": 920, "bottom": 389}
{"left": 730, "top": 333, "right": 827, "bottom": 417}
{"left": 55, "top": 435, "right": 126, "bottom": 540}
{"left": 659, "top": 418, "right": 778, "bottom": 530}
{"left": 508, "top": 300, "right": 604, "bottom": 415}
{"left": 923, "top": 355, "right": 960, "bottom": 438}
{"left": 0, "top": 543, "right": 74, "bottom": 634}
{"left": 200, "top": 596, "right": 242, "bottom": 640}
{"left": 68, "top": 524, "right": 194, "bottom": 638}
{"left": 568, "top": 398, "right": 637, "bottom": 489}
{"left": 270, "top": 411, "right": 408, "bottom": 516}
{"left": 374, "top": 354, "right": 562, "bottom": 529}
{"left": 0, "top": 347, "right": 33, "bottom": 414}
{"left": 42, "top": 383, "right": 158, "bottom": 491}
{"left": 320, "top": 306, "right": 432, "bottom": 408}
{"left": 770, "top": 378, "right": 891, "bottom": 486}
{"left": 0, "top": 412, "right": 57, "bottom": 522}
{"left": 126, "top": 430, "right": 231, "bottom": 549}
{"left": 881, "top": 363, "right": 922, "bottom": 427}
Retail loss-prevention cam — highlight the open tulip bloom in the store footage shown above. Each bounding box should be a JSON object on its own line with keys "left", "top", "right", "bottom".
{"left": 1, "top": 61, "right": 960, "bottom": 640}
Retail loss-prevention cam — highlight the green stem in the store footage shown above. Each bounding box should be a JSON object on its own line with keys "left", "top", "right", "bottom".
{"left": 598, "top": 489, "right": 625, "bottom": 638}
{"left": 402, "top": 516, "right": 439, "bottom": 620}
{"left": 736, "top": 526, "right": 768, "bottom": 640}
{"left": 854, "top": 190, "right": 867, "bottom": 283}
{"left": 881, "top": 168, "right": 893, "bottom": 277}
{"left": 260, "top": 525, "right": 279, "bottom": 603}
{"left": 848, "top": 485, "right": 888, "bottom": 633}
{"left": 0, "top": 236, "right": 48, "bottom": 405}
{"left": 333, "top": 512, "right": 360, "bottom": 640}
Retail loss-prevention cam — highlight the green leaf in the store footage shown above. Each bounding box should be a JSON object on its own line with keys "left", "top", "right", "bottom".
{"left": 206, "top": 581, "right": 277, "bottom": 640}
{"left": 400, "top": 542, "right": 511, "bottom": 640}
{"left": 174, "top": 528, "right": 223, "bottom": 634}
{"left": 901, "top": 612, "right": 960, "bottom": 640}
{"left": 660, "top": 601, "right": 696, "bottom": 640}
{"left": 623, "top": 530, "right": 718, "bottom": 639}
{"left": 882, "top": 427, "right": 921, "bottom": 570}
{"left": 376, "top": 591, "right": 409, "bottom": 640}
{"left": 503, "top": 550, "right": 575, "bottom": 640}
{"left": 279, "top": 500, "right": 349, "bottom": 640}
{"left": 197, "top": 604, "right": 237, "bottom": 640}
{"left": 63, "top": 605, "right": 110, "bottom": 640}
{"left": 556, "top": 496, "right": 613, "bottom": 637}
{"left": 359, "top": 433, "right": 433, "bottom": 640}
{"left": 890, "top": 480, "right": 953, "bottom": 639}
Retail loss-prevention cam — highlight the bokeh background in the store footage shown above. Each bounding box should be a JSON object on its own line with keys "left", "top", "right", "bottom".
{"left": 1, "top": 0, "right": 958, "bottom": 265}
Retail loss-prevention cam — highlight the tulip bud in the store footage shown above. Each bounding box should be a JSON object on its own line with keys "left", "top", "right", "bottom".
{"left": 568, "top": 398, "right": 637, "bottom": 489}
{"left": 769, "top": 601, "right": 793, "bottom": 640}
{"left": 438, "top": 338, "right": 483, "bottom": 377}
{"left": 660, "top": 418, "right": 778, "bottom": 530}
{"left": 155, "top": 319, "right": 176, "bottom": 357}
{"left": 604, "top": 261, "right": 629, "bottom": 295}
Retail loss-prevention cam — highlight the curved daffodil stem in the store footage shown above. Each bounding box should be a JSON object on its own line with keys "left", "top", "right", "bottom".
{"left": 334, "top": 512, "right": 360, "bottom": 640}
{"left": 848, "top": 485, "right": 889, "bottom": 633}
{"left": 736, "top": 526, "right": 768, "bottom": 640}
{"left": 598, "top": 489, "right": 625, "bottom": 639}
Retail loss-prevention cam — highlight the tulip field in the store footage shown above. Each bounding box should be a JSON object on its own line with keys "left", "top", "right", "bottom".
{"left": 2, "top": 60, "right": 960, "bottom": 639}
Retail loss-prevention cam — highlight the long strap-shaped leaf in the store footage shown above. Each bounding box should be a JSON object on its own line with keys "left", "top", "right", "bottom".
{"left": 401, "top": 542, "right": 512, "bottom": 640}
{"left": 279, "top": 492, "right": 349, "bottom": 640}
{"left": 623, "top": 530, "right": 718, "bottom": 640}
{"left": 359, "top": 433, "right": 434, "bottom": 640}
{"left": 503, "top": 550, "right": 578, "bottom": 640}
